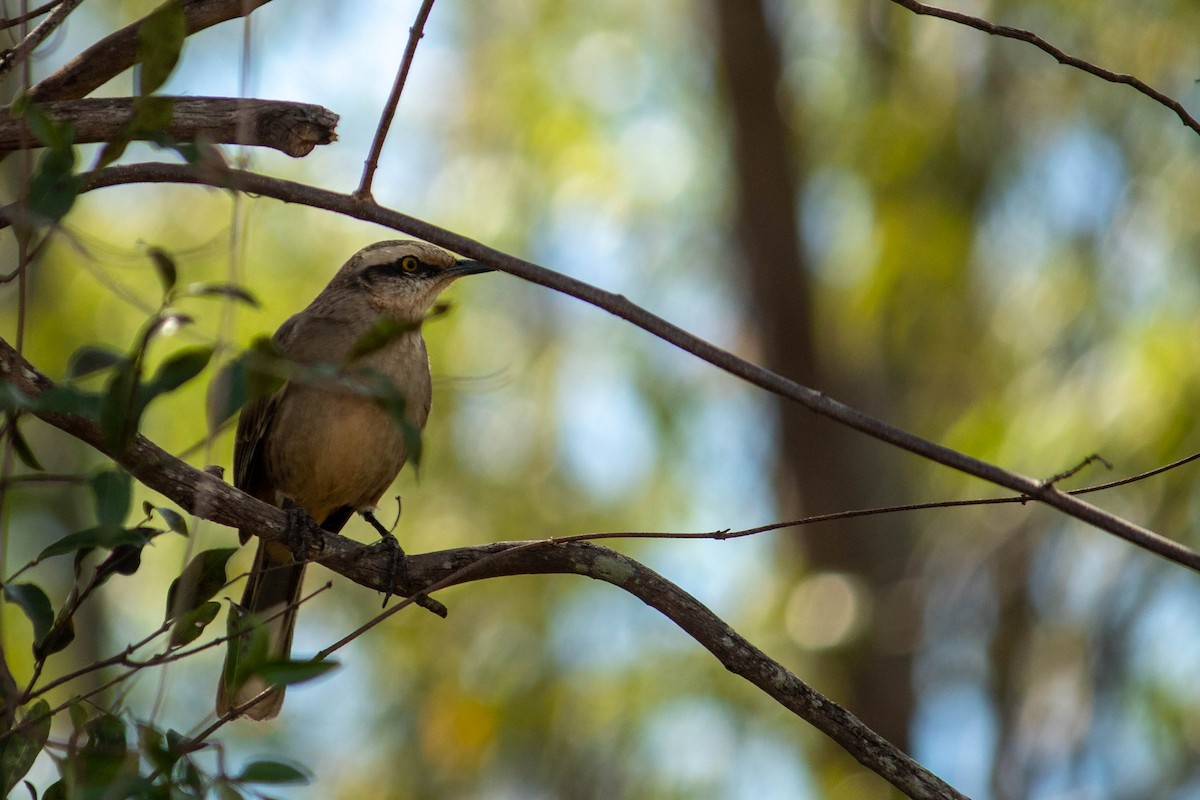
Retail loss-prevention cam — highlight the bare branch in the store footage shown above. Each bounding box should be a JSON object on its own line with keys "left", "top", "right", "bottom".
{"left": 0, "top": 96, "right": 338, "bottom": 156}
{"left": 0, "top": 0, "right": 65, "bottom": 32}
{"left": 0, "top": 0, "right": 84, "bottom": 82}
{"left": 885, "top": 0, "right": 1200, "bottom": 138}
{"left": 356, "top": 0, "right": 436, "bottom": 199}
{"left": 15, "top": 160, "right": 1199, "bottom": 574}
{"left": 27, "top": 0, "right": 275, "bottom": 102}
{"left": 0, "top": 338, "right": 964, "bottom": 800}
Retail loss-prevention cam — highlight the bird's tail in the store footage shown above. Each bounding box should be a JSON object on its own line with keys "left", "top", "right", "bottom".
{"left": 216, "top": 539, "right": 306, "bottom": 720}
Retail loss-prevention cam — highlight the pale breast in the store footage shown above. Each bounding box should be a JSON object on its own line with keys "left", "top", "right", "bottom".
{"left": 264, "top": 382, "right": 420, "bottom": 522}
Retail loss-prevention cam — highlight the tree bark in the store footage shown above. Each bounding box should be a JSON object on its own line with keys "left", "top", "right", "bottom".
{"left": 0, "top": 97, "right": 338, "bottom": 157}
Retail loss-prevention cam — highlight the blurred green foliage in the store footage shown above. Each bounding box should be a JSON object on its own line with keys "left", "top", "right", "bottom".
{"left": 1, "top": 0, "right": 1200, "bottom": 798}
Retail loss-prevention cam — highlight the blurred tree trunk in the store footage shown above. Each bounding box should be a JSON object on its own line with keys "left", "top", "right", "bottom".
{"left": 711, "top": 0, "right": 918, "bottom": 751}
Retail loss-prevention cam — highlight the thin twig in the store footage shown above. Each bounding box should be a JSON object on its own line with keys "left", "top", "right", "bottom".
{"left": 22, "top": 162, "right": 1200, "bottom": 575}
{"left": 0, "top": 0, "right": 83, "bottom": 82}
{"left": 355, "top": 0, "right": 436, "bottom": 200}
{"left": 885, "top": 0, "right": 1200, "bottom": 138}
{"left": 545, "top": 450, "right": 1200, "bottom": 545}
{"left": 0, "top": 0, "right": 63, "bottom": 31}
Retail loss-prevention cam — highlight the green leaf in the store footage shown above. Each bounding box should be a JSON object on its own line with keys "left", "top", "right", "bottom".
{"left": 27, "top": 145, "right": 82, "bottom": 223}
{"left": 99, "top": 361, "right": 141, "bottom": 452}
{"left": 6, "top": 415, "right": 43, "bottom": 471}
{"left": 3, "top": 583, "right": 53, "bottom": 644}
{"left": 0, "top": 382, "right": 31, "bottom": 412}
{"left": 66, "top": 345, "right": 127, "bottom": 380}
{"left": 205, "top": 358, "right": 246, "bottom": 433}
{"left": 177, "top": 282, "right": 260, "bottom": 307}
{"left": 18, "top": 100, "right": 66, "bottom": 150}
{"left": 129, "top": 95, "right": 175, "bottom": 134}
{"left": 91, "top": 468, "right": 132, "bottom": 530}
{"left": 68, "top": 701, "right": 87, "bottom": 734}
{"left": 93, "top": 139, "right": 129, "bottom": 172}
{"left": 42, "top": 780, "right": 64, "bottom": 800}
{"left": 141, "top": 346, "right": 214, "bottom": 404}
{"left": 147, "top": 247, "right": 177, "bottom": 294}
{"left": 235, "top": 760, "right": 310, "bottom": 785}
{"left": 137, "top": 723, "right": 175, "bottom": 774}
{"left": 31, "top": 384, "right": 102, "bottom": 418}
{"left": 345, "top": 316, "right": 419, "bottom": 362}
{"left": 206, "top": 338, "right": 286, "bottom": 432}
{"left": 73, "top": 714, "right": 129, "bottom": 790}
{"left": 221, "top": 605, "right": 269, "bottom": 698}
{"left": 165, "top": 548, "right": 238, "bottom": 621}
{"left": 180, "top": 758, "right": 204, "bottom": 796}
{"left": 0, "top": 699, "right": 51, "bottom": 796}
{"left": 37, "top": 525, "right": 151, "bottom": 561}
{"left": 168, "top": 600, "right": 220, "bottom": 647}
{"left": 256, "top": 659, "right": 339, "bottom": 689}
{"left": 146, "top": 504, "right": 188, "bottom": 536}
{"left": 33, "top": 614, "right": 74, "bottom": 659}
{"left": 86, "top": 713, "right": 126, "bottom": 749}
{"left": 136, "top": 0, "right": 186, "bottom": 97}
{"left": 92, "top": 542, "right": 145, "bottom": 585}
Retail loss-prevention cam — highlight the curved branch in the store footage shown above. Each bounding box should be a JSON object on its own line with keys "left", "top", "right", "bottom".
{"left": 885, "top": 0, "right": 1200, "bottom": 138}
{"left": 0, "top": 337, "right": 964, "bottom": 800}
{"left": 0, "top": 97, "right": 338, "bottom": 157}
{"left": 8, "top": 160, "right": 1196, "bottom": 575}
{"left": 27, "top": 0, "right": 276, "bottom": 102}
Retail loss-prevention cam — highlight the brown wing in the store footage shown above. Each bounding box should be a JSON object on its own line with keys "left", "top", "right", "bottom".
{"left": 233, "top": 391, "right": 278, "bottom": 493}
{"left": 234, "top": 314, "right": 312, "bottom": 497}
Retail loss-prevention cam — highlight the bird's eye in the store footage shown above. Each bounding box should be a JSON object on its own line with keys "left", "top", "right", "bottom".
{"left": 400, "top": 256, "right": 420, "bottom": 273}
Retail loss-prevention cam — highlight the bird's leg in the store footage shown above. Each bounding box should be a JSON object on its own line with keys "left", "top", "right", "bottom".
{"left": 362, "top": 508, "right": 406, "bottom": 607}
{"left": 360, "top": 507, "right": 447, "bottom": 617}
{"left": 281, "top": 498, "right": 323, "bottom": 560}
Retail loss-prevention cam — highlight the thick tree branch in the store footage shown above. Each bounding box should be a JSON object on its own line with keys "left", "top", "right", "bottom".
{"left": 27, "top": 0, "right": 276, "bottom": 102}
{"left": 9, "top": 160, "right": 1196, "bottom": 575}
{"left": 0, "top": 337, "right": 965, "bottom": 800}
{"left": 885, "top": 0, "right": 1200, "bottom": 138}
{"left": 0, "top": 97, "right": 337, "bottom": 156}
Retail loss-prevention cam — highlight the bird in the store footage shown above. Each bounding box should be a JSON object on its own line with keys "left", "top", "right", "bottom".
{"left": 216, "top": 239, "right": 491, "bottom": 720}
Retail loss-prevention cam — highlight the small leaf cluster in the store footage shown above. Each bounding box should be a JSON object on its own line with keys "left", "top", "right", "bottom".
{"left": 0, "top": 700, "right": 310, "bottom": 800}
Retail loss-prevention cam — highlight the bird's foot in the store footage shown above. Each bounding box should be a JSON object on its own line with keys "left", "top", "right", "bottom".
{"left": 360, "top": 510, "right": 447, "bottom": 618}
{"left": 281, "top": 498, "right": 323, "bottom": 560}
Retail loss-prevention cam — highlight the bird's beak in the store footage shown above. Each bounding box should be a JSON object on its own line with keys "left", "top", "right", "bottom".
{"left": 446, "top": 259, "right": 494, "bottom": 278}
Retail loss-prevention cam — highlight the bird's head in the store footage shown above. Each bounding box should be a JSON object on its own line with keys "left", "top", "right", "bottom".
{"left": 331, "top": 240, "right": 492, "bottom": 321}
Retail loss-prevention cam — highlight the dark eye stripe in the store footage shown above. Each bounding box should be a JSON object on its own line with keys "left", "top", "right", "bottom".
{"left": 363, "top": 259, "right": 431, "bottom": 281}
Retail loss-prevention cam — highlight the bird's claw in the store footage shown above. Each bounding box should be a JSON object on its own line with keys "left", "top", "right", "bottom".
{"left": 281, "top": 498, "right": 323, "bottom": 560}
{"left": 360, "top": 510, "right": 447, "bottom": 618}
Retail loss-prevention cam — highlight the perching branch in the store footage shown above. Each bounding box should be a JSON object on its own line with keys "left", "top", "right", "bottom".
{"left": 0, "top": 337, "right": 965, "bottom": 800}
{"left": 12, "top": 160, "right": 1198, "bottom": 576}
{"left": 27, "top": 0, "right": 276, "bottom": 102}
{"left": 0, "top": 97, "right": 338, "bottom": 157}
{"left": 885, "top": 0, "right": 1200, "bottom": 138}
